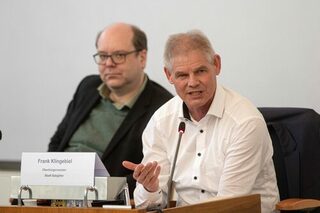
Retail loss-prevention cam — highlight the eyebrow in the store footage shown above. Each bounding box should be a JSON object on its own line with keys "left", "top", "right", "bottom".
{"left": 175, "top": 65, "right": 208, "bottom": 74}
{"left": 193, "top": 65, "right": 208, "bottom": 72}
{"left": 97, "top": 50, "right": 130, "bottom": 54}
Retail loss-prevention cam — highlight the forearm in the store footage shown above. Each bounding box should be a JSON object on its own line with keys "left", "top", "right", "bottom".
{"left": 134, "top": 184, "right": 165, "bottom": 209}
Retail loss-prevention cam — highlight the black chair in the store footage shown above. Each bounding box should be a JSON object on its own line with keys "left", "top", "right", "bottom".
{"left": 259, "top": 107, "right": 320, "bottom": 212}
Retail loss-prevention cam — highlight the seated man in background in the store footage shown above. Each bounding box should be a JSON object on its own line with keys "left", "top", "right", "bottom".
{"left": 123, "top": 30, "right": 279, "bottom": 212}
{"left": 48, "top": 22, "right": 173, "bottom": 197}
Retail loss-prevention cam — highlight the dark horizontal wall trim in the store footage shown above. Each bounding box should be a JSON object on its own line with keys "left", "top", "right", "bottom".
{"left": 0, "top": 161, "right": 20, "bottom": 171}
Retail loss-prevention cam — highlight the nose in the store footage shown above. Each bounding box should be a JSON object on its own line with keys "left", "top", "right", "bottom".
{"left": 188, "top": 74, "right": 199, "bottom": 87}
{"left": 103, "top": 56, "right": 115, "bottom": 66}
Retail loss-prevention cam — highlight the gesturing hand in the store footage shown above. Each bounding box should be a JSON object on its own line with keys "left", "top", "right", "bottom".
{"left": 122, "top": 160, "right": 161, "bottom": 193}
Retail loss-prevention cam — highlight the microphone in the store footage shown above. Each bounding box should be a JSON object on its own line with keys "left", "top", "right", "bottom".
{"left": 0, "top": 130, "right": 2, "bottom": 141}
{"left": 167, "top": 122, "right": 185, "bottom": 208}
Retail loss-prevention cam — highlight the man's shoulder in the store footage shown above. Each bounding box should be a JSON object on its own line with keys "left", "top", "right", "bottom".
{"left": 71, "top": 75, "right": 102, "bottom": 98}
{"left": 145, "top": 78, "right": 173, "bottom": 99}
{"left": 76, "top": 75, "right": 102, "bottom": 90}
{"left": 152, "top": 96, "right": 181, "bottom": 118}
{"left": 79, "top": 75, "right": 102, "bottom": 85}
{"left": 222, "top": 86, "right": 263, "bottom": 122}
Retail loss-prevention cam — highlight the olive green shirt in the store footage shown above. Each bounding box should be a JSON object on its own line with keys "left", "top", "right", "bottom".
{"left": 65, "top": 76, "right": 147, "bottom": 157}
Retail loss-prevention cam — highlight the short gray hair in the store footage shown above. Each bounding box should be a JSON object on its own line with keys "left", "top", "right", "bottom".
{"left": 163, "top": 30, "right": 215, "bottom": 71}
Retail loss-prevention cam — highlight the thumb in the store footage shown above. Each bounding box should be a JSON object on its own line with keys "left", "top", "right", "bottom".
{"left": 122, "top": 160, "right": 138, "bottom": 171}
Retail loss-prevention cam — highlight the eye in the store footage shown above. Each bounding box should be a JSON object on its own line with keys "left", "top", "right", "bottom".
{"left": 196, "top": 68, "right": 207, "bottom": 74}
{"left": 113, "top": 53, "right": 125, "bottom": 60}
{"left": 175, "top": 73, "right": 188, "bottom": 79}
{"left": 99, "top": 54, "right": 108, "bottom": 60}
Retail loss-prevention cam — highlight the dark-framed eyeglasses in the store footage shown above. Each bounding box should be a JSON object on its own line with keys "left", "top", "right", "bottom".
{"left": 93, "top": 49, "right": 141, "bottom": 65}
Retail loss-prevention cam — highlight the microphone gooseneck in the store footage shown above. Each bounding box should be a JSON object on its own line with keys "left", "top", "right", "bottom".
{"left": 167, "top": 122, "right": 185, "bottom": 208}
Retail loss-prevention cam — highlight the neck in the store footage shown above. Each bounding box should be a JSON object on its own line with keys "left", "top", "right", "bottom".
{"left": 189, "top": 109, "right": 208, "bottom": 122}
{"left": 110, "top": 75, "right": 145, "bottom": 105}
{"left": 188, "top": 98, "right": 213, "bottom": 122}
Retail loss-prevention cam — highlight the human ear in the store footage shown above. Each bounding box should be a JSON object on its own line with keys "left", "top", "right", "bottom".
{"left": 213, "top": 54, "right": 221, "bottom": 75}
{"left": 164, "top": 67, "right": 173, "bottom": 84}
{"left": 139, "top": 49, "right": 147, "bottom": 68}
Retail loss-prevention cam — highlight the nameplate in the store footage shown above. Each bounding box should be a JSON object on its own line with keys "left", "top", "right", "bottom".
{"left": 20, "top": 152, "right": 109, "bottom": 186}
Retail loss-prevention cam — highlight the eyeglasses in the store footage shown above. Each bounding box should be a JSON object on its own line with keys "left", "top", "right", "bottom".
{"left": 93, "top": 49, "right": 141, "bottom": 65}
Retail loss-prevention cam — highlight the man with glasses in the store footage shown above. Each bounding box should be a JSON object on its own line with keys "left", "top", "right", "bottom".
{"left": 48, "top": 23, "right": 173, "bottom": 197}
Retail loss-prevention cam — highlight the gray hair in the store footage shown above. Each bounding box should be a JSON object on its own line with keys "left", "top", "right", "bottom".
{"left": 163, "top": 30, "right": 215, "bottom": 71}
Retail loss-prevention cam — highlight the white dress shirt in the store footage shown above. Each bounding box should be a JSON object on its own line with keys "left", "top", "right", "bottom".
{"left": 134, "top": 84, "right": 279, "bottom": 213}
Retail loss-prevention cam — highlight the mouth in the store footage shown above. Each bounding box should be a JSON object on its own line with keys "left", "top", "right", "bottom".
{"left": 187, "top": 91, "right": 203, "bottom": 96}
{"left": 104, "top": 73, "right": 121, "bottom": 78}
{"left": 188, "top": 90, "right": 202, "bottom": 94}
{"left": 107, "top": 73, "right": 120, "bottom": 76}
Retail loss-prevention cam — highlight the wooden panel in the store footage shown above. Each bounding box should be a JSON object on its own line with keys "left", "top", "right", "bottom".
{"left": 162, "top": 194, "right": 261, "bottom": 213}
{"left": 0, "top": 206, "right": 146, "bottom": 213}
{"left": 0, "top": 194, "right": 261, "bottom": 213}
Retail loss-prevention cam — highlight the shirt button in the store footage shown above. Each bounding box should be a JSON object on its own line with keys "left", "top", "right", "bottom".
{"left": 197, "top": 153, "right": 201, "bottom": 157}
{"left": 194, "top": 176, "right": 197, "bottom": 180}
{"left": 201, "top": 189, "right": 205, "bottom": 193}
{"left": 200, "top": 129, "right": 204, "bottom": 133}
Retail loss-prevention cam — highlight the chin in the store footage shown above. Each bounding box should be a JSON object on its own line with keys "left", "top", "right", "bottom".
{"left": 188, "top": 99, "right": 209, "bottom": 108}
{"left": 108, "top": 84, "right": 124, "bottom": 91}
{"left": 105, "top": 79, "right": 124, "bottom": 88}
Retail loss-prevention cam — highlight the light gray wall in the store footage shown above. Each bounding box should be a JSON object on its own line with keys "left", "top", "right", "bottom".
{"left": 0, "top": 0, "right": 319, "bottom": 161}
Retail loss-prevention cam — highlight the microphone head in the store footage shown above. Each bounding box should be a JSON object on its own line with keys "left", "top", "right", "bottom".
{"left": 178, "top": 122, "right": 186, "bottom": 133}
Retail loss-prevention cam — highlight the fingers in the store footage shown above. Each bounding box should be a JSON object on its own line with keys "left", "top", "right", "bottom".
{"left": 124, "top": 160, "right": 161, "bottom": 192}
{"left": 137, "top": 161, "right": 156, "bottom": 183}
{"left": 147, "top": 164, "right": 161, "bottom": 186}
{"left": 153, "top": 164, "right": 161, "bottom": 180}
{"left": 133, "top": 163, "right": 145, "bottom": 180}
{"left": 122, "top": 161, "right": 138, "bottom": 171}
{"left": 137, "top": 161, "right": 161, "bottom": 192}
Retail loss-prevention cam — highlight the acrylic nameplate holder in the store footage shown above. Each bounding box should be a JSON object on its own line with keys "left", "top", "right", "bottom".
{"left": 13, "top": 152, "right": 130, "bottom": 207}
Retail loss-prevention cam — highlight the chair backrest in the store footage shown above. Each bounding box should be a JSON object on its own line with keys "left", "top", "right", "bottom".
{"left": 258, "top": 107, "right": 320, "bottom": 203}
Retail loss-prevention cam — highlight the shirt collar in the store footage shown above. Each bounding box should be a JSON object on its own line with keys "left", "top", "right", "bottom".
{"left": 207, "top": 84, "right": 225, "bottom": 118}
{"left": 179, "top": 84, "right": 225, "bottom": 121}
{"left": 97, "top": 74, "right": 148, "bottom": 110}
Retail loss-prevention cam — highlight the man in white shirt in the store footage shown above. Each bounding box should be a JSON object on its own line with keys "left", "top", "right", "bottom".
{"left": 123, "top": 30, "right": 279, "bottom": 212}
